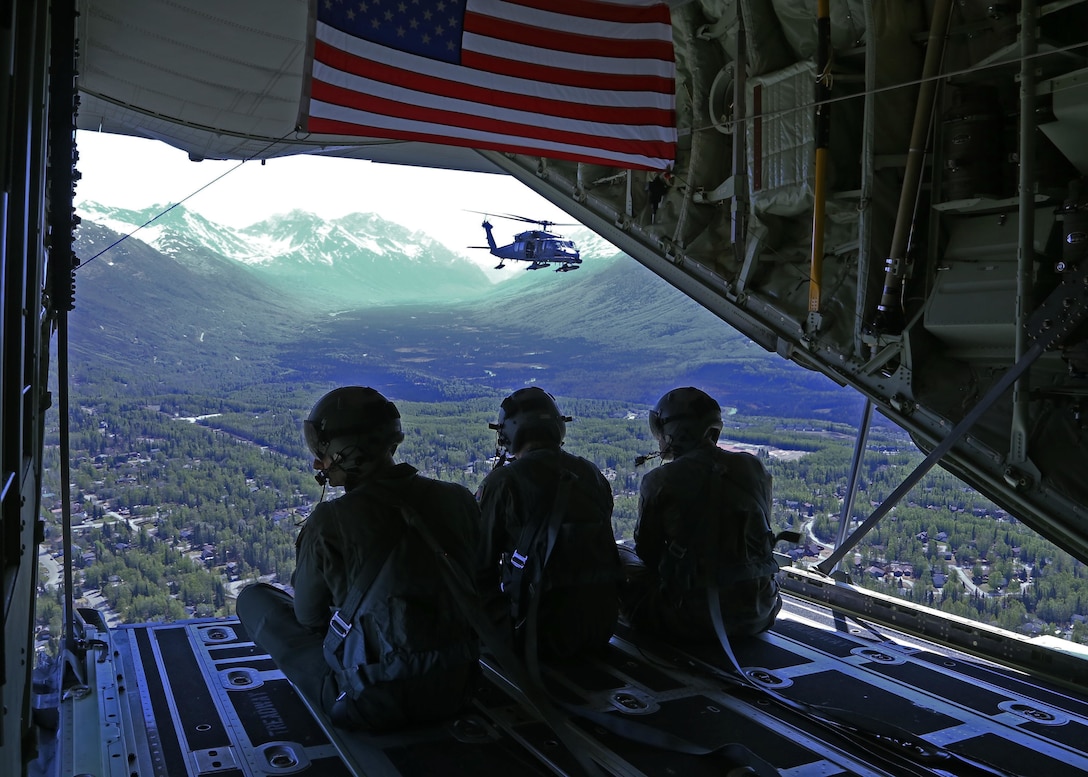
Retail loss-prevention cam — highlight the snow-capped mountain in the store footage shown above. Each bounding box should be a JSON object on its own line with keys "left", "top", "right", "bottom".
{"left": 68, "top": 204, "right": 847, "bottom": 415}
{"left": 75, "top": 201, "right": 493, "bottom": 306}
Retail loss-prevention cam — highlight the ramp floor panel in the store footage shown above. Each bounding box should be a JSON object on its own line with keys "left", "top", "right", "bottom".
{"left": 70, "top": 595, "right": 1088, "bottom": 777}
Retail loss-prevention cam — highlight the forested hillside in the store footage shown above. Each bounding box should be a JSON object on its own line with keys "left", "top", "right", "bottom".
{"left": 71, "top": 212, "right": 860, "bottom": 417}
{"left": 35, "top": 208, "right": 1085, "bottom": 655}
{"left": 36, "top": 373, "right": 1088, "bottom": 650}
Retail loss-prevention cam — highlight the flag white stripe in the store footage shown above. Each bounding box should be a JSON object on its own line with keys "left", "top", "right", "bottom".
{"left": 466, "top": 0, "right": 673, "bottom": 43}
{"left": 309, "top": 99, "right": 674, "bottom": 168}
{"left": 313, "top": 63, "right": 675, "bottom": 143}
{"left": 461, "top": 32, "right": 674, "bottom": 80}
{"left": 317, "top": 24, "right": 674, "bottom": 109}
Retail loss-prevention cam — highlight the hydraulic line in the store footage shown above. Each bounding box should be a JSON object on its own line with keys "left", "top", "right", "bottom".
{"left": 807, "top": 0, "right": 832, "bottom": 335}
{"left": 855, "top": 0, "right": 876, "bottom": 357}
{"left": 1011, "top": 0, "right": 1037, "bottom": 467}
{"left": 871, "top": 0, "right": 954, "bottom": 333}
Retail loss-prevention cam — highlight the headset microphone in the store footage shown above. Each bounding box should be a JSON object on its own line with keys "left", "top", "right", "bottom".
{"left": 315, "top": 470, "right": 328, "bottom": 486}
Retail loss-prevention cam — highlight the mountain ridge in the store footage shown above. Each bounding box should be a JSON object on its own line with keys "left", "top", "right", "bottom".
{"left": 76, "top": 201, "right": 496, "bottom": 306}
{"left": 71, "top": 206, "right": 860, "bottom": 418}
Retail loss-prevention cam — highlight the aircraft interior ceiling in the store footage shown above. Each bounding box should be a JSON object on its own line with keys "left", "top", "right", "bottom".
{"left": 75, "top": 0, "right": 1088, "bottom": 566}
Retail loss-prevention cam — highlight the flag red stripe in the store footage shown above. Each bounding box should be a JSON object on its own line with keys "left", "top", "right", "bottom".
{"left": 464, "top": 12, "right": 673, "bottom": 61}
{"left": 498, "top": 0, "right": 672, "bottom": 25}
{"left": 459, "top": 50, "right": 673, "bottom": 93}
{"left": 307, "top": 116, "right": 666, "bottom": 170}
{"left": 311, "top": 80, "right": 675, "bottom": 158}
{"left": 314, "top": 41, "right": 673, "bottom": 125}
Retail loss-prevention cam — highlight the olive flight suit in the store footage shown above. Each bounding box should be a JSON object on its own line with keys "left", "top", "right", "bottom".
{"left": 237, "top": 463, "right": 479, "bottom": 731}
{"left": 477, "top": 447, "right": 620, "bottom": 660}
{"left": 620, "top": 445, "right": 782, "bottom": 642}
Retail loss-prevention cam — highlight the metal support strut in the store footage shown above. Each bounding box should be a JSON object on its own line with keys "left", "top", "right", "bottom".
{"left": 818, "top": 260, "right": 1088, "bottom": 575}
{"left": 830, "top": 399, "right": 874, "bottom": 576}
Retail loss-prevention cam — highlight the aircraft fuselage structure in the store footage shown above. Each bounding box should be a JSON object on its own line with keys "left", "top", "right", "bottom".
{"left": 5, "top": 1, "right": 1088, "bottom": 776}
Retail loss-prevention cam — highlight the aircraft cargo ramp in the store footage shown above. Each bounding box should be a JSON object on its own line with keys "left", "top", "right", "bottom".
{"left": 43, "top": 588, "right": 1088, "bottom": 777}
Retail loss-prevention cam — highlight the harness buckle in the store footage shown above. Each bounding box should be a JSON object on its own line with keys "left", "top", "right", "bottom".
{"left": 667, "top": 541, "right": 688, "bottom": 559}
{"left": 329, "top": 611, "right": 352, "bottom": 639}
{"left": 510, "top": 550, "right": 528, "bottom": 569}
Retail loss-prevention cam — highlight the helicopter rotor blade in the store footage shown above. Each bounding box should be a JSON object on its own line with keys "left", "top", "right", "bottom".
{"left": 499, "top": 213, "right": 541, "bottom": 224}
{"left": 466, "top": 209, "right": 579, "bottom": 230}
{"left": 500, "top": 212, "right": 579, "bottom": 228}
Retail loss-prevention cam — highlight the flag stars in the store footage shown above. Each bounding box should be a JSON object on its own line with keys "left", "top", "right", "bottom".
{"left": 319, "top": 0, "right": 465, "bottom": 60}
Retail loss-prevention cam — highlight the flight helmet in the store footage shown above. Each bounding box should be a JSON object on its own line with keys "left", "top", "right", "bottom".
{"left": 303, "top": 387, "right": 404, "bottom": 478}
{"left": 489, "top": 387, "right": 570, "bottom": 454}
{"left": 649, "top": 387, "right": 723, "bottom": 459}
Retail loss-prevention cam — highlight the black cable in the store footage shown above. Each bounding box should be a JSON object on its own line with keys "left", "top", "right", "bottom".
{"left": 76, "top": 128, "right": 301, "bottom": 268}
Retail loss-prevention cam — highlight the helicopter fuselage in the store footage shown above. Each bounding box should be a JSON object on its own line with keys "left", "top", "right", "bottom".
{"left": 481, "top": 220, "right": 581, "bottom": 271}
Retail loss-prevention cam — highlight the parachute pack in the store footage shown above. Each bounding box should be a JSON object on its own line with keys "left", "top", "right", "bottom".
{"left": 322, "top": 498, "right": 477, "bottom": 705}
{"left": 657, "top": 458, "right": 781, "bottom": 602}
{"left": 500, "top": 466, "right": 619, "bottom": 628}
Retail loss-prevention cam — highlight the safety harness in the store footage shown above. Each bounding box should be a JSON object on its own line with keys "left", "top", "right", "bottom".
{"left": 440, "top": 473, "right": 779, "bottom": 776}
{"left": 322, "top": 517, "right": 404, "bottom": 700}
{"left": 502, "top": 468, "right": 574, "bottom": 632}
{"left": 691, "top": 470, "right": 1020, "bottom": 777}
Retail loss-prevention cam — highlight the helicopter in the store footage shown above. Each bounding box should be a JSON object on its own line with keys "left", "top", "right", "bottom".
{"left": 469, "top": 213, "right": 582, "bottom": 272}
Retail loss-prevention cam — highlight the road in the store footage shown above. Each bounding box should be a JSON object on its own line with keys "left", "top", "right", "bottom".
{"left": 38, "top": 551, "right": 60, "bottom": 588}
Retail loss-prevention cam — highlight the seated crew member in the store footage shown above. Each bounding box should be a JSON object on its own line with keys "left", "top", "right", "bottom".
{"left": 476, "top": 387, "right": 620, "bottom": 660}
{"left": 619, "top": 386, "right": 782, "bottom": 642}
{"left": 237, "top": 386, "right": 479, "bottom": 731}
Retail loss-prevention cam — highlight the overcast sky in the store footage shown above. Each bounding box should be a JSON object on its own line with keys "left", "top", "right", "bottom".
{"left": 74, "top": 130, "right": 573, "bottom": 265}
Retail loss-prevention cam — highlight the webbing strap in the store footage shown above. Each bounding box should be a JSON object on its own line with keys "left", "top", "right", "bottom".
{"left": 553, "top": 694, "right": 780, "bottom": 774}
{"left": 399, "top": 502, "right": 606, "bottom": 777}
{"left": 522, "top": 469, "right": 575, "bottom": 683}
{"left": 704, "top": 587, "right": 1018, "bottom": 777}
{"left": 322, "top": 518, "right": 404, "bottom": 697}
{"left": 506, "top": 466, "right": 577, "bottom": 619}
{"left": 512, "top": 472, "right": 779, "bottom": 775}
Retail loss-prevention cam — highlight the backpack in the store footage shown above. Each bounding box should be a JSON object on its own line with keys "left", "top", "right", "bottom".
{"left": 657, "top": 459, "right": 779, "bottom": 602}
{"left": 500, "top": 465, "right": 619, "bottom": 627}
{"left": 322, "top": 505, "right": 477, "bottom": 702}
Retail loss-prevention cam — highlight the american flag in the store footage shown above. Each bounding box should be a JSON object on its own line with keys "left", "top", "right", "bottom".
{"left": 303, "top": 0, "right": 676, "bottom": 170}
